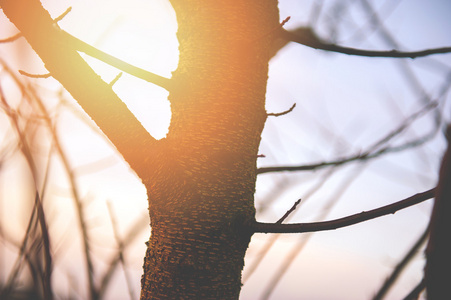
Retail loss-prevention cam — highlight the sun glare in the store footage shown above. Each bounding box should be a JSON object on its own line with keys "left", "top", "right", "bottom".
{"left": 59, "top": 0, "right": 179, "bottom": 139}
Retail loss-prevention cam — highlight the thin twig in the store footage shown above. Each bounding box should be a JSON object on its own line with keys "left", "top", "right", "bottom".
{"left": 276, "top": 199, "right": 301, "bottom": 224}
{"left": 109, "top": 72, "right": 123, "bottom": 87}
{"left": 267, "top": 103, "right": 296, "bottom": 117}
{"left": 54, "top": 7, "right": 72, "bottom": 23}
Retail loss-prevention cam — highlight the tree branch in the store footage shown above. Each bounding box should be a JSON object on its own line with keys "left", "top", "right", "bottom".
{"left": 280, "top": 28, "right": 451, "bottom": 59}
{"left": 60, "top": 30, "right": 172, "bottom": 90}
{"left": 0, "top": 0, "right": 158, "bottom": 176}
{"left": 251, "top": 188, "right": 435, "bottom": 234}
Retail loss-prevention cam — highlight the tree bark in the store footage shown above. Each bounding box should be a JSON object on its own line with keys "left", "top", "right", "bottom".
{"left": 140, "top": 2, "right": 279, "bottom": 298}
{"left": 1, "top": 0, "right": 280, "bottom": 298}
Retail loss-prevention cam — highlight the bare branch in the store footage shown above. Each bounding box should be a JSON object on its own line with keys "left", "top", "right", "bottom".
{"left": 60, "top": 30, "right": 172, "bottom": 90}
{"left": 280, "top": 28, "right": 451, "bottom": 59}
{"left": 267, "top": 103, "right": 296, "bottom": 117}
{"left": 251, "top": 188, "right": 435, "bottom": 234}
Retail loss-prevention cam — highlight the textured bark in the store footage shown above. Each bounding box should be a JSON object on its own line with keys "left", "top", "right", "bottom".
{"left": 139, "top": 2, "right": 279, "bottom": 298}
{"left": 1, "top": 0, "right": 280, "bottom": 298}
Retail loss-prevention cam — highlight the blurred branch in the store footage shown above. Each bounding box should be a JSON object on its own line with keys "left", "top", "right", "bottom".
{"left": 402, "top": 278, "right": 426, "bottom": 300}
{"left": 373, "top": 225, "right": 429, "bottom": 300}
{"left": 251, "top": 188, "right": 435, "bottom": 234}
{"left": 280, "top": 27, "right": 451, "bottom": 58}
{"left": 257, "top": 99, "right": 441, "bottom": 175}
{"left": 98, "top": 213, "right": 148, "bottom": 298}
{"left": 244, "top": 168, "right": 336, "bottom": 283}
{"left": 0, "top": 84, "right": 53, "bottom": 299}
{"left": 0, "top": 59, "right": 97, "bottom": 300}
{"left": 18, "top": 70, "right": 51, "bottom": 79}
{"left": 0, "top": 32, "right": 21, "bottom": 43}
{"left": 260, "top": 165, "right": 365, "bottom": 299}
{"left": 106, "top": 202, "right": 136, "bottom": 300}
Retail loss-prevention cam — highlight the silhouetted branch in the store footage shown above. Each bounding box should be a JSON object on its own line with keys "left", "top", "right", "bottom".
{"left": 251, "top": 188, "right": 435, "bottom": 234}
{"left": 280, "top": 28, "right": 451, "bottom": 59}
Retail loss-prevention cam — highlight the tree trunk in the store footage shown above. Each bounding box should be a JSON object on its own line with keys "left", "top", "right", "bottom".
{"left": 139, "top": 2, "right": 279, "bottom": 298}
{"left": 0, "top": 0, "right": 280, "bottom": 298}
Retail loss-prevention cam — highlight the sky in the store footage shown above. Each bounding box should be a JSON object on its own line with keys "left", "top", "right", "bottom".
{"left": 0, "top": 0, "right": 450, "bottom": 299}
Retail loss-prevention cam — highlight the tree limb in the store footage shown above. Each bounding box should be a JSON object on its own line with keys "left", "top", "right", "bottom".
{"left": 60, "top": 30, "right": 172, "bottom": 90}
{"left": 280, "top": 28, "right": 451, "bottom": 59}
{"left": 0, "top": 0, "right": 158, "bottom": 176}
{"left": 251, "top": 188, "right": 435, "bottom": 234}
